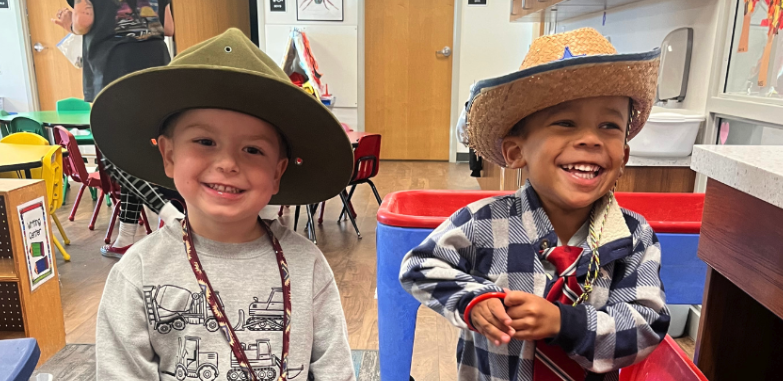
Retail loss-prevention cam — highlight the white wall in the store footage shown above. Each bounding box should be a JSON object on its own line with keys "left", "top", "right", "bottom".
{"left": 258, "top": 0, "right": 361, "bottom": 129}
{"left": 453, "top": 1, "right": 535, "bottom": 154}
{"left": 0, "top": 0, "right": 36, "bottom": 112}
{"left": 557, "top": 0, "right": 720, "bottom": 115}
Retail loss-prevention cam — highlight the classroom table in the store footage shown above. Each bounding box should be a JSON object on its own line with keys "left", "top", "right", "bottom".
{"left": 0, "top": 110, "right": 92, "bottom": 144}
{"left": 0, "top": 143, "right": 63, "bottom": 178}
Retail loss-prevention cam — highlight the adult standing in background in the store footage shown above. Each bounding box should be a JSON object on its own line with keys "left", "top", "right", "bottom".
{"left": 53, "top": 0, "right": 178, "bottom": 258}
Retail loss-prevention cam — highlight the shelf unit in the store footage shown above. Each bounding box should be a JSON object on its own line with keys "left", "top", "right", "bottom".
{"left": 511, "top": 0, "right": 646, "bottom": 23}
{"left": 0, "top": 179, "right": 65, "bottom": 367}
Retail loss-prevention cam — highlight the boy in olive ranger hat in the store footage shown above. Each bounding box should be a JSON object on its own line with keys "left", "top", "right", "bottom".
{"left": 93, "top": 29, "right": 356, "bottom": 381}
{"left": 401, "top": 28, "right": 670, "bottom": 381}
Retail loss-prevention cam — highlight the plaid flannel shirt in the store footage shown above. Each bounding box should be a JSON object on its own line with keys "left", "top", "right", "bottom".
{"left": 399, "top": 183, "right": 670, "bottom": 381}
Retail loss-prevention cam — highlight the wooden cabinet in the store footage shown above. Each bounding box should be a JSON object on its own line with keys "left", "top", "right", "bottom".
{"left": 477, "top": 161, "right": 696, "bottom": 193}
{"left": 0, "top": 180, "right": 65, "bottom": 366}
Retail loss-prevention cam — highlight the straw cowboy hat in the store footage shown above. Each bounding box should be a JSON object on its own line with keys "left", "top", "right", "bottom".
{"left": 90, "top": 28, "right": 354, "bottom": 205}
{"left": 466, "top": 27, "right": 661, "bottom": 166}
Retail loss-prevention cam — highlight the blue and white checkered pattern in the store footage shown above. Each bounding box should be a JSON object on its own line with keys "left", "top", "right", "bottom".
{"left": 399, "top": 183, "right": 670, "bottom": 381}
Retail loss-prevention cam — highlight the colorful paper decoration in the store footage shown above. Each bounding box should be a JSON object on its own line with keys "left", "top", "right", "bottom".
{"left": 759, "top": 0, "right": 782, "bottom": 87}
{"left": 738, "top": 0, "right": 760, "bottom": 52}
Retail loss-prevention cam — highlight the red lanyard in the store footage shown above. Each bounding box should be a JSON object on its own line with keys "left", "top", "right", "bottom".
{"left": 180, "top": 215, "right": 292, "bottom": 381}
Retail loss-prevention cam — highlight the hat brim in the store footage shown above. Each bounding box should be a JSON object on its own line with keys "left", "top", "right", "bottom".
{"left": 90, "top": 65, "right": 355, "bottom": 206}
{"left": 467, "top": 50, "right": 660, "bottom": 166}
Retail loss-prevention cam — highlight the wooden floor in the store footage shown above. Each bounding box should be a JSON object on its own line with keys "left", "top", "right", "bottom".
{"left": 49, "top": 161, "right": 693, "bottom": 381}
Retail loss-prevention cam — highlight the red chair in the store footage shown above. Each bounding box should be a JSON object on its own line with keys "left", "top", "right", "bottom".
{"left": 53, "top": 126, "right": 103, "bottom": 224}
{"left": 327, "top": 134, "right": 382, "bottom": 238}
{"left": 96, "top": 150, "right": 152, "bottom": 243}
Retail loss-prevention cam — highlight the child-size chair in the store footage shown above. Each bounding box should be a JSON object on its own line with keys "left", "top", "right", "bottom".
{"left": 56, "top": 97, "right": 91, "bottom": 112}
{"left": 53, "top": 127, "right": 105, "bottom": 228}
{"left": 321, "top": 134, "right": 383, "bottom": 238}
{"left": 0, "top": 133, "right": 70, "bottom": 260}
{"left": 0, "top": 109, "right": 11, "bottom": 136}
{"left": 9, "top": 117, "right": 46, "bottom": 140}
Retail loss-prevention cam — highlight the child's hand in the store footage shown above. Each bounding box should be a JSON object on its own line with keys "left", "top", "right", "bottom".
{"left": 504, "top": 290, "right": 561, "bottom": 341}
{"left": 470, "top": 298, "right": 515, "bottom": 346}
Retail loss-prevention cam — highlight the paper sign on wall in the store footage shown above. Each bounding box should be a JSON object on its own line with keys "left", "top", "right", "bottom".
{"left": 17, "top": 197, "right": 54, "bottom": 291}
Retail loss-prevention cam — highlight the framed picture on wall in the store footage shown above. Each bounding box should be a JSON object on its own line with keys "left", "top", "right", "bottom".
{"left": 297, "top": 0, "right": 344, "bottom": 22}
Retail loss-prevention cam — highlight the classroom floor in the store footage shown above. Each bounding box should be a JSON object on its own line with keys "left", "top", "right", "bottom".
{"left": 49, "top": 160, "right": 694, "bottom": 381}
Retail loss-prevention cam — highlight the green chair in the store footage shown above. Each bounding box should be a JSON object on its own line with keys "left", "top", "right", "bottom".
{"left": 9, "top": 117, "right": 46, "bottom": 138}
{"left": 56, "top": 98, "right": 93, "bottom": 145}
{"left": 0, "top": 110, "right": 10, "bottom": 137}
{"left": 56, "top": 97, "right": 91, "bottom": 112}
{"left": 57, "top": 98, "right": 95, "bottom": 199}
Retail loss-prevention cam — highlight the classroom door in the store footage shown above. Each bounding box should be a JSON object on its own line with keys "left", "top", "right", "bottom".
{"left": 26, "top": 0, "right": 85, "bottom": 111}
{"left": 173, "top": 0, "right": 251, "bottom": 53}
{"left": 366, "top": 0, "right": 454, "bottom": 161}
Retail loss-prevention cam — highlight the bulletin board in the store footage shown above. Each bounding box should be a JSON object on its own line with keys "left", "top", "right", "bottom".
{"left": 265, "top": 25, "right": 358, "bottom": 108}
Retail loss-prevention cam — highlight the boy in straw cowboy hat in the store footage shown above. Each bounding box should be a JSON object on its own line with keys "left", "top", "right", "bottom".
{"left": 92, "top": 29, "right": 356, "bottom": 380}
{"left": 401, "top": 28, "right": 670, "bottom": 381}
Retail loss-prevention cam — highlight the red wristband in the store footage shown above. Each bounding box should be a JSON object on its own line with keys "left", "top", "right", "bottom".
{"left": 463, "top": 291, "right": 507, "bottom": 332}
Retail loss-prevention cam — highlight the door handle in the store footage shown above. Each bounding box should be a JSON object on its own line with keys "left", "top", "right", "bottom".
{"left": 435, "top": 46, "right": 452, "bottom": 57}
{"left": 34, "top": 43, "right": 45, "bottom": 53}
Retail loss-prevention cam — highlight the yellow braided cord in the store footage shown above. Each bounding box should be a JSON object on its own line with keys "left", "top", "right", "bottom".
{"left": 573, "top": 191, "right": 614, "bottom": 306}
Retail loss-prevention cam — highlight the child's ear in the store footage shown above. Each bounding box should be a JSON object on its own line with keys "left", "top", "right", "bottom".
{"left": 157, "top": 135, "right": 175, "bottom": 179}
{"left": 501, "top": 135, "right": 527, "bottom": 169}
{"left": 271, "top": 158, "right": 289, "bottom": 195}
{"left": 619, "top": 144, "right": 630, "bottom": 177}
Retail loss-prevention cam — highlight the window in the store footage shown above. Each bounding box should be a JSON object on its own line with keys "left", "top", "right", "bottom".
{"left": 724, "top": 0, "right": 783, "bottom": 100}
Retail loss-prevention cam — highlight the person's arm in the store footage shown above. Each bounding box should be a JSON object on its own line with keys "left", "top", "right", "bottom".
{"left": 548, "top": 224, "right": 670, "bottom": 373}
{"left": 399, "top": 206, "right": 504, "bottom": 330}
{"left": 163, "top": 4, "right": 175, "bottom": 37}
{"left": 96, "top": 266, "right": 159, "bottom": 379}
{"left": 71, "top": 0, "right": 94, "bottom": 35}
{"left": 308, "top": 271, "right": 355, "bottom": 380}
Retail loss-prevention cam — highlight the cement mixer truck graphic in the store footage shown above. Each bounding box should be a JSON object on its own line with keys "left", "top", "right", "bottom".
{"left": 144, "top": 285, "right": 225, "bottom": 334}
{"left": 233, "top": 288, "right": 285, "bottom": 332}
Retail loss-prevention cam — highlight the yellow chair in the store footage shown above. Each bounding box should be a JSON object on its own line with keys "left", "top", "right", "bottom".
{"left": 1, "top": 132, "right": 49, "bottom": 145}
{"left": 40, "top": 145, "right": 70, "bottom": 261}
{"left": 0, "top": 133, "right": 70, "bottom": 260}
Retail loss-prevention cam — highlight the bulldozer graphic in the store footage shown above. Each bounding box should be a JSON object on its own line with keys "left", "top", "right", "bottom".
{"left": 144, "top": 285, "right": 225, "bottom": 334}
{"left": 172, "top": 336, "right": 219, "bottom": 381}
{"left": 233, "top": 288, "right": 285, "bottom": 332}
{"left": 226, "top": 339, "right": 304, "bottom": 381}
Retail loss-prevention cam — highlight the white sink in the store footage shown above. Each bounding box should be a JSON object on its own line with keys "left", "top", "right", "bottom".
{"left": 629, "top": 112, "right": 705, "bottom": 158}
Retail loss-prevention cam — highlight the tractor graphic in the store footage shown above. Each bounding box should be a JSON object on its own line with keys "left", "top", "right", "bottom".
{"left": 144, "top": 285, "right": 225, "bottom": 334}
{"left": 233, "top": 288, "right": 285, "bottom": 332}
{"left": 226, "top": 339, "right": 304, "bottom": 381}
{"left": 174, "top": 336, "right": 219, "bottom": 381}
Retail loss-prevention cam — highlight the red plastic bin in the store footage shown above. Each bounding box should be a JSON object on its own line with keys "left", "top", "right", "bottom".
{"left": 619, "top": 335, "right": 707, "bottom": 381}
{"left": 377, "top": 190, "right": 704, "bottom": 234}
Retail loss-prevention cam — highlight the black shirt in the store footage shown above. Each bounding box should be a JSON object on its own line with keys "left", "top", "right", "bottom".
{"left": 81, "top": 0, "right": 171, "bottom": 100}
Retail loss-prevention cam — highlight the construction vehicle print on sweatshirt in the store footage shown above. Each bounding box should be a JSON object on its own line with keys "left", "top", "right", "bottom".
{"left": 145, "top": 284, "right": 303, "bottom": 381}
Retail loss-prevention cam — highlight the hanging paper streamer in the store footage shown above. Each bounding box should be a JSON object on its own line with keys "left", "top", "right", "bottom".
{"left": 758, "top": 0, "right": 782, "bottom": 87}
{"left": 738, "top": 0, "right": 760, "bottom": 52}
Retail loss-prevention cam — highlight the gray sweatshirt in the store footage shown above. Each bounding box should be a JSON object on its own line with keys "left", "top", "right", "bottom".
{"left": 96, "top": 214, "right": 355, "bottom": 381}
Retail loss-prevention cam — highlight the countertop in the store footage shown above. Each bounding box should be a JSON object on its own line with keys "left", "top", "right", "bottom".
{"left": 627, "top": 156, "right": 691, "bottom": 167}
{"left": 691, "top": 145, "right": 783, "bottom": 209}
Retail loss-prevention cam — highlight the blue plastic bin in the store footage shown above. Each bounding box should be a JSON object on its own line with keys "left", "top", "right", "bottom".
{"left": 376, "top": 190, "right": 705, "bottom": 381}
{"left": 0, "top": 338, "right": 40, "bottom": 381}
